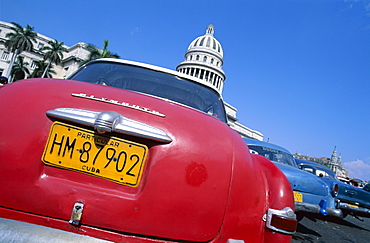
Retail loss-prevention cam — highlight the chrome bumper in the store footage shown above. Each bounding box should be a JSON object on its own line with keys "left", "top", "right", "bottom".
{"left": 339, "top": 202, "right": 370, "bottom": 217}
{"left": 295, "top": 201, "right": 343, "bottom": 218}
{"left": 0, "top": 218, "right": 112, "bottom": 243}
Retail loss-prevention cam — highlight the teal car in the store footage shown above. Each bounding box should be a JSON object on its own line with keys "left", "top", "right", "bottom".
{"left": 296, "top": 159, "right": 370, "bottom": 219}
{"left": 243, "top": 138, "right": 342, "bottom": 219}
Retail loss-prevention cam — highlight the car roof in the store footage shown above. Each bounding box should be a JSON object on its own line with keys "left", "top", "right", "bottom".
{"left": 84, "top": 58, "right": 223, "bottom": 95}
{"left": 243, "top": 138, "right": 292, "bottom": 155}
{"left": 295, "top": 158, "right": 328, "bottom": 169}
{"left": 295, "top": 158, "right": 336, "bottom": 174}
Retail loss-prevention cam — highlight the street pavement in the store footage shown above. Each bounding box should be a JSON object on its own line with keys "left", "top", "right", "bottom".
{"left": 292, "top": 214, "right": 370, "bottom": 243}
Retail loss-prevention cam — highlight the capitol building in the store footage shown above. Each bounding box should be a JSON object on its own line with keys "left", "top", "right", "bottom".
{"left": 0, "top": 20, "right": 263, "bottom": 140}
{"left": 176, "top": 24, "right": 263, "bottom": 140}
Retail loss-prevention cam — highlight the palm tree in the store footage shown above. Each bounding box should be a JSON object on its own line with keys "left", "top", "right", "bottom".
{"left": 79, "top": 39, "right": 120, "bottom": 66}
{"left": 10, "top": 56, "right": 30, "bottom": 82}
{"left": 29, "top": 60, "right": 56, "bottom": 78}
{"left": 4, "top": 22, "right": 37, "bottom": 80}
{"left": 40, "top": 39, "right": 68, "bottom": 78}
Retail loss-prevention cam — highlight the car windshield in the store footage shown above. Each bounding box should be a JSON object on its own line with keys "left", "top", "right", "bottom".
{"left": 364, "top": 184, "right": 370, "bottom": 192}
{"left": 299, "top": 165, "right": 337, "bottom": 180}
{"left": 248, "top": 145, "right": 296, "bottom": 167}
{"left": 69, "top": 61, "right": 227, "bottom": 122}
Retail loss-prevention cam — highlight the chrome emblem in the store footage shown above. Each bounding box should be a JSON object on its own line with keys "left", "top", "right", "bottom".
{"left": 46, "top": 108, "right": 172, "bottom": 143}
{"left": 72, "top": 93, "right": 165, "bottom": 117}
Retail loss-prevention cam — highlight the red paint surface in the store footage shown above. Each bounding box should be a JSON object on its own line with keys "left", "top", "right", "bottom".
{"left": 0, "top": 78, "right": 294, "bottom": 242}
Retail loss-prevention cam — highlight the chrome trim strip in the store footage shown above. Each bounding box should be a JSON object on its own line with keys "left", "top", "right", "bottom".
{"left": 72, "top": 93, "right": 165, "bottom": 117}
{"left": 227, "top": 240, "right": 245, "bottom": 243}
{"left": 294, "top": 201, "right": 343, "bottom": 218}
{"left": 339, "top": 202, "right": 370, "bottom": 216}
{"left": 46, "top": 108, "right": 172, "bottom": 143}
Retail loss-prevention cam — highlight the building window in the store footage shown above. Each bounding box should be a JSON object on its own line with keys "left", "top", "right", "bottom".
{"left": 0, "top": 69, "right": 3, "bottom": 76}
{"left": 30, "top": 61, "right": 37, "bottom": 69}
{"left": 203, "top": 56, "right": 207, "bottom": 62}
{"left": 211, "top": 58, "right": 214, "bottom": 64}
{"left": 196, "top": 55, "right": 200, "bottom": 61}
{"left": 1, "top": 52, "right": 9, "bottom": 60}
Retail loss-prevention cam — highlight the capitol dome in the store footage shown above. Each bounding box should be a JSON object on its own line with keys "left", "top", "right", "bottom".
{"left": 187, "top": 24, "right": 223, "bottom": 59}
{"left": 176, "top": 24, "right": 226, "bottom": 93}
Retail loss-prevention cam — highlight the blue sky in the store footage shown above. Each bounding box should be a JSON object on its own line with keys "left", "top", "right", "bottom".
{"left": 1, "top": 0, "right": 369, "bottom": 180}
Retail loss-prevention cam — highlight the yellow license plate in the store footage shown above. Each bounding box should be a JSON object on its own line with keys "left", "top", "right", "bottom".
{"left": 347, "top": 204, "right": 359, "bottom": 209}
{"left": 42, "top": 122, "right": 148, "bottom": 187}
{"left": 294, "top": 192, "right": 303, "bottom": 203}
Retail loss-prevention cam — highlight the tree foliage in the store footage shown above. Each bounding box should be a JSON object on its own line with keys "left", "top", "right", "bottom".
{"left": 10, "top": 56, "right": 30, "bottom": 82}
{"left": 40, "top": 39, "right": 68, "bottom": 78}
{"left": 4, "top": 22, "right": 37, "bottom": 80}
{"left": 29, "top": 60, "right": 56, "bottom": 78}
{"left": 79, "top": 39, "right": 120, "bottom": 66}
{"left": 3, "top": 23, "right": 120, "bottom": 80}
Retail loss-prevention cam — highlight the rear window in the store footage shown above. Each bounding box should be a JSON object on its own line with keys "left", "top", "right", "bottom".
{"left": 248, "top": 145, "right": 296, "bottom": 167}
{"left": 69, "top": 62, "right": 227, "bottom": 122}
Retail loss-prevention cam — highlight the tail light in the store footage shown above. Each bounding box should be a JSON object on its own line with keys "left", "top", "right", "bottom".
{"left": 332, "top": 183, "right": 339, "bottom": 197}
{"left": 264, "top": 207, "right": 297, "bottom": 234}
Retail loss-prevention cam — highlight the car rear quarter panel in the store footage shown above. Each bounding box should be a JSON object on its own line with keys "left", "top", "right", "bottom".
{"left": 216, "top": 148, "right": 293, "bottom": 242}
{"left": 253, "top": 154, "right": 294, "bottom": 242}
{"left": 338, "top": 182, "right": 370, "bottom": 209}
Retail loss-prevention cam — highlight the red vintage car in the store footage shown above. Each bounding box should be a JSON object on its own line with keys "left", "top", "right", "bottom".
{"left": 0, "top": 59, "right": 296, "bottom": 242}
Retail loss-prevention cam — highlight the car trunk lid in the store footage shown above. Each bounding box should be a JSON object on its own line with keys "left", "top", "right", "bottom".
{"left": 275, "top": 163, "right": 329, "bottom": 196}
{"left": 0, "top": 79, "right": 234, "bottom": 242}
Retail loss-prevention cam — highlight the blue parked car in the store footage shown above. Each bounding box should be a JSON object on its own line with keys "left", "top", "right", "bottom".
{"left": 243, "top": 138, "right": 342, "bottom": 219}
{"left": 296, "top": 158, "right": 370, "bottom": 219}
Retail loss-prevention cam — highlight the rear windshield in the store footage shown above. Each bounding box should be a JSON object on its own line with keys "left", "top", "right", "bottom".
{"left": 69, "top": 62, "right": 226, "bottom": 122}
{"left": 248, "top": 145, "right": 296, "bottom": 167}
{"left": 299, "top": 165, "right": 337, "bottom": 180}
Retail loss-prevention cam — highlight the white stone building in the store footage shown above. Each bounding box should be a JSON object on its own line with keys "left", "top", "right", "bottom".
{"left": 0, "top": 21, "right": 89, "bottom": 79}
{"left": 177, "top": 25, "right": 263, "bottom": 140}
{"left": 328, "top": 147, "right": 347, "bottom": 178}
